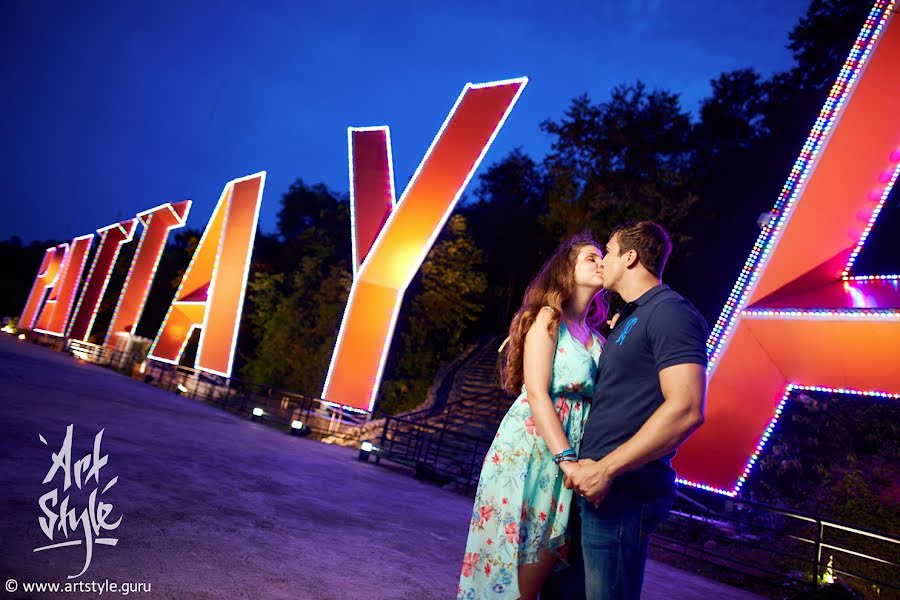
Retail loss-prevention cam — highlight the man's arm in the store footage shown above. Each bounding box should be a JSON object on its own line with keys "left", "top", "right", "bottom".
{"left": 568, "top": 363, "right": 706, "bottom": 501}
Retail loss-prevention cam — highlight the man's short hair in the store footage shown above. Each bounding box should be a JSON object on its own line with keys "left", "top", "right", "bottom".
{"left": 610, "top": 221, "right": 673, "bottom": 278}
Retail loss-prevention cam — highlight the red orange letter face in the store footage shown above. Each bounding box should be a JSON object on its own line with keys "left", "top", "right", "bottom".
{"left": 68, "top": 220, "right": 138, "bottom": 342}
{"left": 674, "top": 4, "right": 900, "bottom": 496}
{"left": 32, "top": 235, "right": 94, "bottom": 337}
{"left": 323, "top": 78, "right": 527, "bottom": 412}
{"left": 20, "top": 245, "right": 67, "bottom": 330}
{"left": 105, "top": 201, "right": 191, "bottom": 346}
{"left": 148, "top": 173, "right": 265, "bottom": 377}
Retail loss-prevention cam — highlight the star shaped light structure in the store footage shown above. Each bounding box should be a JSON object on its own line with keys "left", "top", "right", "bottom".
{"left": 674, "top": 0, "right": 900, "bottom": 496}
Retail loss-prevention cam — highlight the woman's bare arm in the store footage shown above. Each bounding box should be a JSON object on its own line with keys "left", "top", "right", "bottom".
{"left": 523, "top": 307, "right": 580, "bottom": 476}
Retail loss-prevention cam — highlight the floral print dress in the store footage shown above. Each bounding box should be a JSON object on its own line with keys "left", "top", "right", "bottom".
{"left": 457, "top": 320, "right": 602, "bottom": 600}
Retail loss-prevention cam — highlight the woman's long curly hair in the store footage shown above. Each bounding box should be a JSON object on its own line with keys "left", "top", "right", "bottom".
{"left": 500, "top": 232, "right": 609, "bottom": 395}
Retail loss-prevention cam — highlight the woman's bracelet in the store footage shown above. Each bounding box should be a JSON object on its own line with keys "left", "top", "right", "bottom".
{"left": 553, "top": 448, "right": 577, "bottom": 465}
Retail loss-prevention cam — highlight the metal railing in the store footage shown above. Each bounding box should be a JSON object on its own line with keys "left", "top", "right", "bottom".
{"left": 653, "top": 493, "right": 900, "bottom": 597}
{"left": 69, "top": 339, "right": 144, "bottom": 374}
{"left": 371, "top": 412, "right": 495, "bottom": 493}
{"left": 63, "top": 337, "right": 363, "bottom": 445}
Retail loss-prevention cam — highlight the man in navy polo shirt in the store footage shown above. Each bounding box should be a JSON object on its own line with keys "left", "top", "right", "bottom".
{"left": 566, "top": 221, "right": 708, "bottom": 599}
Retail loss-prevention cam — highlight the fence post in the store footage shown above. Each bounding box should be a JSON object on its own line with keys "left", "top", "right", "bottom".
{"left": 435, "top": 427, "right": 445, "bottom": 466}
{"left": 376, "top": 417, "right": 388, "bottom": 465}
{"left": 812, "top": 519, "right": 823, "bottom": 594}
{"left": 412, "top": 424, "right": 421, "bottom": 465}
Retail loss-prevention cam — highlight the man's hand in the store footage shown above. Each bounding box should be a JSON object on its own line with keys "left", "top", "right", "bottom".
{"left": 570, "top": 458, "right": 615, "bottom": 505}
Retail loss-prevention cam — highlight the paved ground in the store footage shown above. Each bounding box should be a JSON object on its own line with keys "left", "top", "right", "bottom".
{"left": 0, "top": 335, "right": 763, "bottom": 599}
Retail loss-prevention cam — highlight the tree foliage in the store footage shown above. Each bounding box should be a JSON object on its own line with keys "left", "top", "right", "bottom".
{"left": 239, "top": 180, "right": 351, "bottom": 394}
{"left": 541, "top": 82, "right": 696, "bottom": 247}
{"left": 378, "top": 214, "right": 487, "bottom": 414}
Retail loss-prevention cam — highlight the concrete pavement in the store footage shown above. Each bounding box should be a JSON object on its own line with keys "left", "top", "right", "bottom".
{"left": 0, "top": 335, "right": 762, "bottom": 599}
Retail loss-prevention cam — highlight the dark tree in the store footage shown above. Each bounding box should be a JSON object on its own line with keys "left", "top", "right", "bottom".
{"left": 0, "top": 237, "right": 62, "bottom": 321}
{"left": 240, "top": 180, "right": 351, "bottom": 394}
{"left": 461, "top": 149, "right": 548, "bottom": 326}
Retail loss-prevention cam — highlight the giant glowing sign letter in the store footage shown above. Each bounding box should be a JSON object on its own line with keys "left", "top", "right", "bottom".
{"left": 19, "top": 245, "right": 67, "bottom": 330}
{"left": 323, "top": 78, "right": 527, "bottom": 412}
{"left": 68, "top": 219, "right": 138, "bottom": 341}
{"left": 105, "top": 201, "right": 191, "bottom": 346}
{"left": 148, "top": 172, "right": 265, "bottom": 377}
{"left": 33, "top": 234, "right": 94, "bottom": 336}
{"left": 348, "top": 126, "right": 397, "bottom": 277}
{"left": 674, "top": 1, "right": 900, "bottom": 496}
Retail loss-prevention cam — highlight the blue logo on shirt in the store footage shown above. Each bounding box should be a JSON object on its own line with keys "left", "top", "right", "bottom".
{"left": 615, "top": 317, "right": 639, "bottom": 345}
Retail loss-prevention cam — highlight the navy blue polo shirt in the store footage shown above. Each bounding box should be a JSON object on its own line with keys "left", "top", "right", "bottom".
{"left": 580, "top": 284, "right": 708, "bottom": 497}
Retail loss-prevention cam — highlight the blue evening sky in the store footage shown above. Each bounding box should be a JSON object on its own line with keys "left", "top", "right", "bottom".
{"left": 0, "top": 0, "right": 810, "bottom": 242}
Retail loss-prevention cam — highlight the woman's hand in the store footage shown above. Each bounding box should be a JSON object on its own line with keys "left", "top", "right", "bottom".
{"left": 606, "top": 312, "right": 621, "bottom": 330}
{"left": 568, "top": 458, "right": 615, "bottom": 505}
{"left": 559, "top": 460, "right": 580, "bottom": 481}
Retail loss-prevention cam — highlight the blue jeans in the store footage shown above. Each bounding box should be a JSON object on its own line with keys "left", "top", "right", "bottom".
{"left": 579, "top": 485, "right": 673, "bottom": 600}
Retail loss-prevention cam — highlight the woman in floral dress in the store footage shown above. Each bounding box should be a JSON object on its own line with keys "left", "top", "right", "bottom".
{"left": 458, "top": 233, "right": 609, "bottom": 600}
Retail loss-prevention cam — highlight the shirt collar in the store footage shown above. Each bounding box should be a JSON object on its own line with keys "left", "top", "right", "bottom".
{"left": 614, "top": 284, "right": 669, "bottom": 322}
{"left": 632, "top": 283, "right": 669, "bottom": 306}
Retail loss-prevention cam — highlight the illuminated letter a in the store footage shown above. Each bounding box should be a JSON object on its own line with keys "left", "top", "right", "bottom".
{"left": 148, "top": 172, "right": 265, "bottom": 377}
